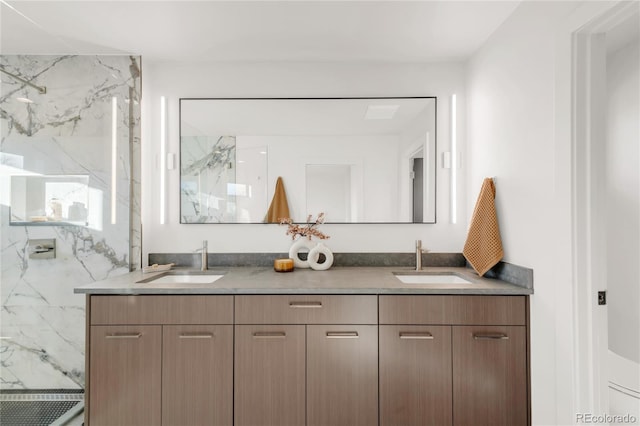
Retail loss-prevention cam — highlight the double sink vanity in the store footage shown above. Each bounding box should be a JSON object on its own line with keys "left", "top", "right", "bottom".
{"left": 75, "top": 260, "right": 533, "bottom": 426}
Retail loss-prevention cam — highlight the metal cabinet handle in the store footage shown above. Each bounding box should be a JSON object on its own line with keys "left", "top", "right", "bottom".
{"left": 179, "top": 333, "right": 213, "bottom": 339}
{"left": 253, "top": 331, "right": 287, "bottom": 339}
{"left": 289, "top": 301, "right": 323, "bottom": 308}
{"left": 105, "top": 333, "right": 141, "bottom": 339}
{"left": 473, "top": 333, "right": 509, "bottom": 340}
{"left": 326, "top": 331, "right": 359, "bottom": 339}
{"left": 399, "top": 332, "right": 434, "bottom": 340}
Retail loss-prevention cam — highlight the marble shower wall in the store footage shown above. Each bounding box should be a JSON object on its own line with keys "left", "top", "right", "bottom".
{"left": 0, "top": 55, "right": 141, "bottom": 389}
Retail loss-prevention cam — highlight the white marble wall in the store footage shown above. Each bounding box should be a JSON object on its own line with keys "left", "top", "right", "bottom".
{"left": 0, "top": 55, "right": 141, "bottom": 389}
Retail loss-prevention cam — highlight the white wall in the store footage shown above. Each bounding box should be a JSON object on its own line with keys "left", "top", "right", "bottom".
{"left": 606, "top": 38, "right": 639, "bottom": 364}
{"left": 466, "top": 2, "right": 582, "bottom": 424}
{"left": 142, "top": 62, "right": 467, "bottom": 256}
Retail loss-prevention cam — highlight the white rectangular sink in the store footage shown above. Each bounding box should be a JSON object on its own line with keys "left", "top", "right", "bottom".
{"left": 138, "top": 272, "right": 225, "bottom": 285}
{"left": 394, "top": 273, "right": 473, "bottom": 285}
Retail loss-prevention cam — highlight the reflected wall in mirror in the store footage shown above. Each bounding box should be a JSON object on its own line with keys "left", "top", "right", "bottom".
{"left": 180, "top": 97, "right": 436, "bottom": 223}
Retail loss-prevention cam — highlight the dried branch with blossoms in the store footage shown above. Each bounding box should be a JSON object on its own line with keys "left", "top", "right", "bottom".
{"left": 279, "top": 213, "right": 330, "bottom": 241}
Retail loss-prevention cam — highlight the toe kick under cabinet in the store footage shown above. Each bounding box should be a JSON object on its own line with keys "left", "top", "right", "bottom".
{"left": 85, "top": 293, "right": 529, "bottom": 426}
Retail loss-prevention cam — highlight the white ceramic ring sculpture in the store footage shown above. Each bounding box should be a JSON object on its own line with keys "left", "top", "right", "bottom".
{"left": 289, "top": 238, "right": 319, "bottom": 269}
{"left": 307, "top": 242, "right": 334, "bottom": 271}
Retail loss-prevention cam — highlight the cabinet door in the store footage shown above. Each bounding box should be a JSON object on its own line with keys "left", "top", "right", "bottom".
{"left": 89, "top": 325, "right": 161, "bottom": 426}
{"left": 452, "top": 326, "right": 528, "bottom": 426}
{"left": 380, "top": 325, "right": 453, "bottom": 426}
{"left": 162, "top": 325, "right": 233, "bottom": 426}
{"left": 234, "top": 325, "right": 306, "bottom": 426}
{"left": 307, "top": 325, "right": 378, "bottom": 426}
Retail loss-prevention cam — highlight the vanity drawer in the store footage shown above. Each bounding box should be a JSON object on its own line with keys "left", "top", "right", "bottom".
{"left": 379, "top": 295, "right": 526, "bottom": 325}
{"left": 90, "top": 295, "right": 234, "bottom": 325}
{"left": 235, "top": 295, "right": 378, "bottom": 324}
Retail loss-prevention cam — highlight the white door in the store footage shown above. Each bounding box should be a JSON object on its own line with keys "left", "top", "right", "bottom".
{"left": 602, "top": 10, "right": 640, "bottom": 422}
{"left": 573, "top": 3, "right": 640, "bottom": 420}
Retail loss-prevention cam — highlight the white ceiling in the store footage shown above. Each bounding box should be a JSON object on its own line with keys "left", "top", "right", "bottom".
{"left": 0, "top": 1, "right": 521, "bottom": 63}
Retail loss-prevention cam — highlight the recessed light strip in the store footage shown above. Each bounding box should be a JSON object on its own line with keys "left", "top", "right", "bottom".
{"left": 451, "top": 94, "right": 457, "bottom": 224}
{"left": 160, "top": 96, "right": 167, "bottom": 225}
{"left": 111, "top": 97, "right": 117, "bottom": 225}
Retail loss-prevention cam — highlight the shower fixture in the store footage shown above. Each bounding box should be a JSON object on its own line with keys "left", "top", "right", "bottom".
{"left": 0, "top": 66, "right": 47, "bottom": 94}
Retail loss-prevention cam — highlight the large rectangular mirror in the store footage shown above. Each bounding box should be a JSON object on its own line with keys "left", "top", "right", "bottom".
{"left": 180, "top": 97, "right": 436, "bottom": 223}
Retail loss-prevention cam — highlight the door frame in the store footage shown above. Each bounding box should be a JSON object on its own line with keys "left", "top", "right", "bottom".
{"left": 570, "top": 0, "right": 638, "bottom": 416}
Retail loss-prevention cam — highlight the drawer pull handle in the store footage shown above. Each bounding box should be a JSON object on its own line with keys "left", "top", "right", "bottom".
{"left": 253, "top": 332, "right": 286, "bottom": 339}
{"left": 179, "top": 333, "right": 213, "bottom": 339}
{"left": 326, "top": 331, "right": 359, "bottom": 339}
{"left": 105, "top": 333, "right": 141, "bottom": 339}
{"left": 289, "top": 301, "right": 323, "bottom": 308}
{"left": 399, "top": 332, "right": 434, "bottom": 340}
{"left": 473, "top": 333, "right": 509, "bottom": 340}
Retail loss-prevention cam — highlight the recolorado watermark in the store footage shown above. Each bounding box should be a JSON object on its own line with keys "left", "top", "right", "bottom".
{"left": 577, "top": 413, "right": 638, "bottom": 424}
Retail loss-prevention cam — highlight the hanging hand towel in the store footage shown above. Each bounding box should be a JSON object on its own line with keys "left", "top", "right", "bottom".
{"left": 463, "top": 178, "right": 504, "bottom": 276}
{"left": 264, "top": 176, "right": 291, "bottom": 223}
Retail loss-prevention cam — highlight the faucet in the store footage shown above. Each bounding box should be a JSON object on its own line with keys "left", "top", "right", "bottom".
{"left": 200, "top": 240, "right": 208, "bottom": 271}
{"left": 415, "top": 240, "right": 427, "bottom": 271}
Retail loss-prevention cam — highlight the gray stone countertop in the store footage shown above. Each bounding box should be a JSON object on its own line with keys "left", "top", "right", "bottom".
{"left": 74, "top": 266, "right": 533, "bottom": 295}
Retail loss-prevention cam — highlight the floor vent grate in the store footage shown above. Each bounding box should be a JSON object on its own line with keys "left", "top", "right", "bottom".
{"left": 0, "top": 391, "right": 84, "bottom": 425}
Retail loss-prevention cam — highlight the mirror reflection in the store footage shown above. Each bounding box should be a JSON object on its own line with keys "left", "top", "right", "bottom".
{"left": 180, "top": 97, "right": 436, "bottom": 223}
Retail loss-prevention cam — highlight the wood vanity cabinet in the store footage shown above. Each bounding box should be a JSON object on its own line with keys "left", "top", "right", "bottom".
{"left": 234, "top": 324, "right": 306, "bottom": 426}
{"left": 379, "top": 325, "right": 453, "bottom": 426}
{"left": 379, "top": 295, "right": 529, "bottom": 426}
{"left": 85, "top": 292, "right": 529, "bottom": 426}
{"left": 162, "top": 324, "right": 233, "bottom": 426}
{"left": 452, "top": 325, "right": 527, "bottom": 426}
{"left": 306, "top": 324, "right": 378, "bottom": 426}
{"left": 234, "top": 295, "right": 379, "bottom": 426}
{"left": 88, "top": 325, "right": 162, "bottom": 426}
{"left": 86, "top": 295, "right": 234, "bottom": 426}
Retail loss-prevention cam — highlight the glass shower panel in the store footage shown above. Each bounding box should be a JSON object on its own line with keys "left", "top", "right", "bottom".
{"left": 0, "top": 55, "right": 141, "bottom": 395}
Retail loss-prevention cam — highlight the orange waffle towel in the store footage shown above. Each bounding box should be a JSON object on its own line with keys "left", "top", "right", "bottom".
{"left": 264, "top": 176, "right": 291, "bottom": 223}
{"left": 463, "top": 178, "right": 504, "bottom": 276}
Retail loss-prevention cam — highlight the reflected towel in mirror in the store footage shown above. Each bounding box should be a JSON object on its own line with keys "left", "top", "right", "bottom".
{"left": 264, "top": 176, "right": 291, "bottom": 223}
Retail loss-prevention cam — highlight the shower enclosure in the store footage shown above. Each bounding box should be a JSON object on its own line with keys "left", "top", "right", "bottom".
{"left": 0, "top": 55, "right": 141, "bottom": 424}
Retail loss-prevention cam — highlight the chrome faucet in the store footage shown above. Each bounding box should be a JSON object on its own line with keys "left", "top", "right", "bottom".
{"left": 200, "top": 240, "right": 208, "bottom": 271}
{"left": 415, "top": 240, "right": 427, "bottom": 271}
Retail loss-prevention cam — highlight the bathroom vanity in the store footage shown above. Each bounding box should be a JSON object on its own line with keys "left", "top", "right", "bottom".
{"left": 76, "top": 266, "right": 532, "bottom": 426}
